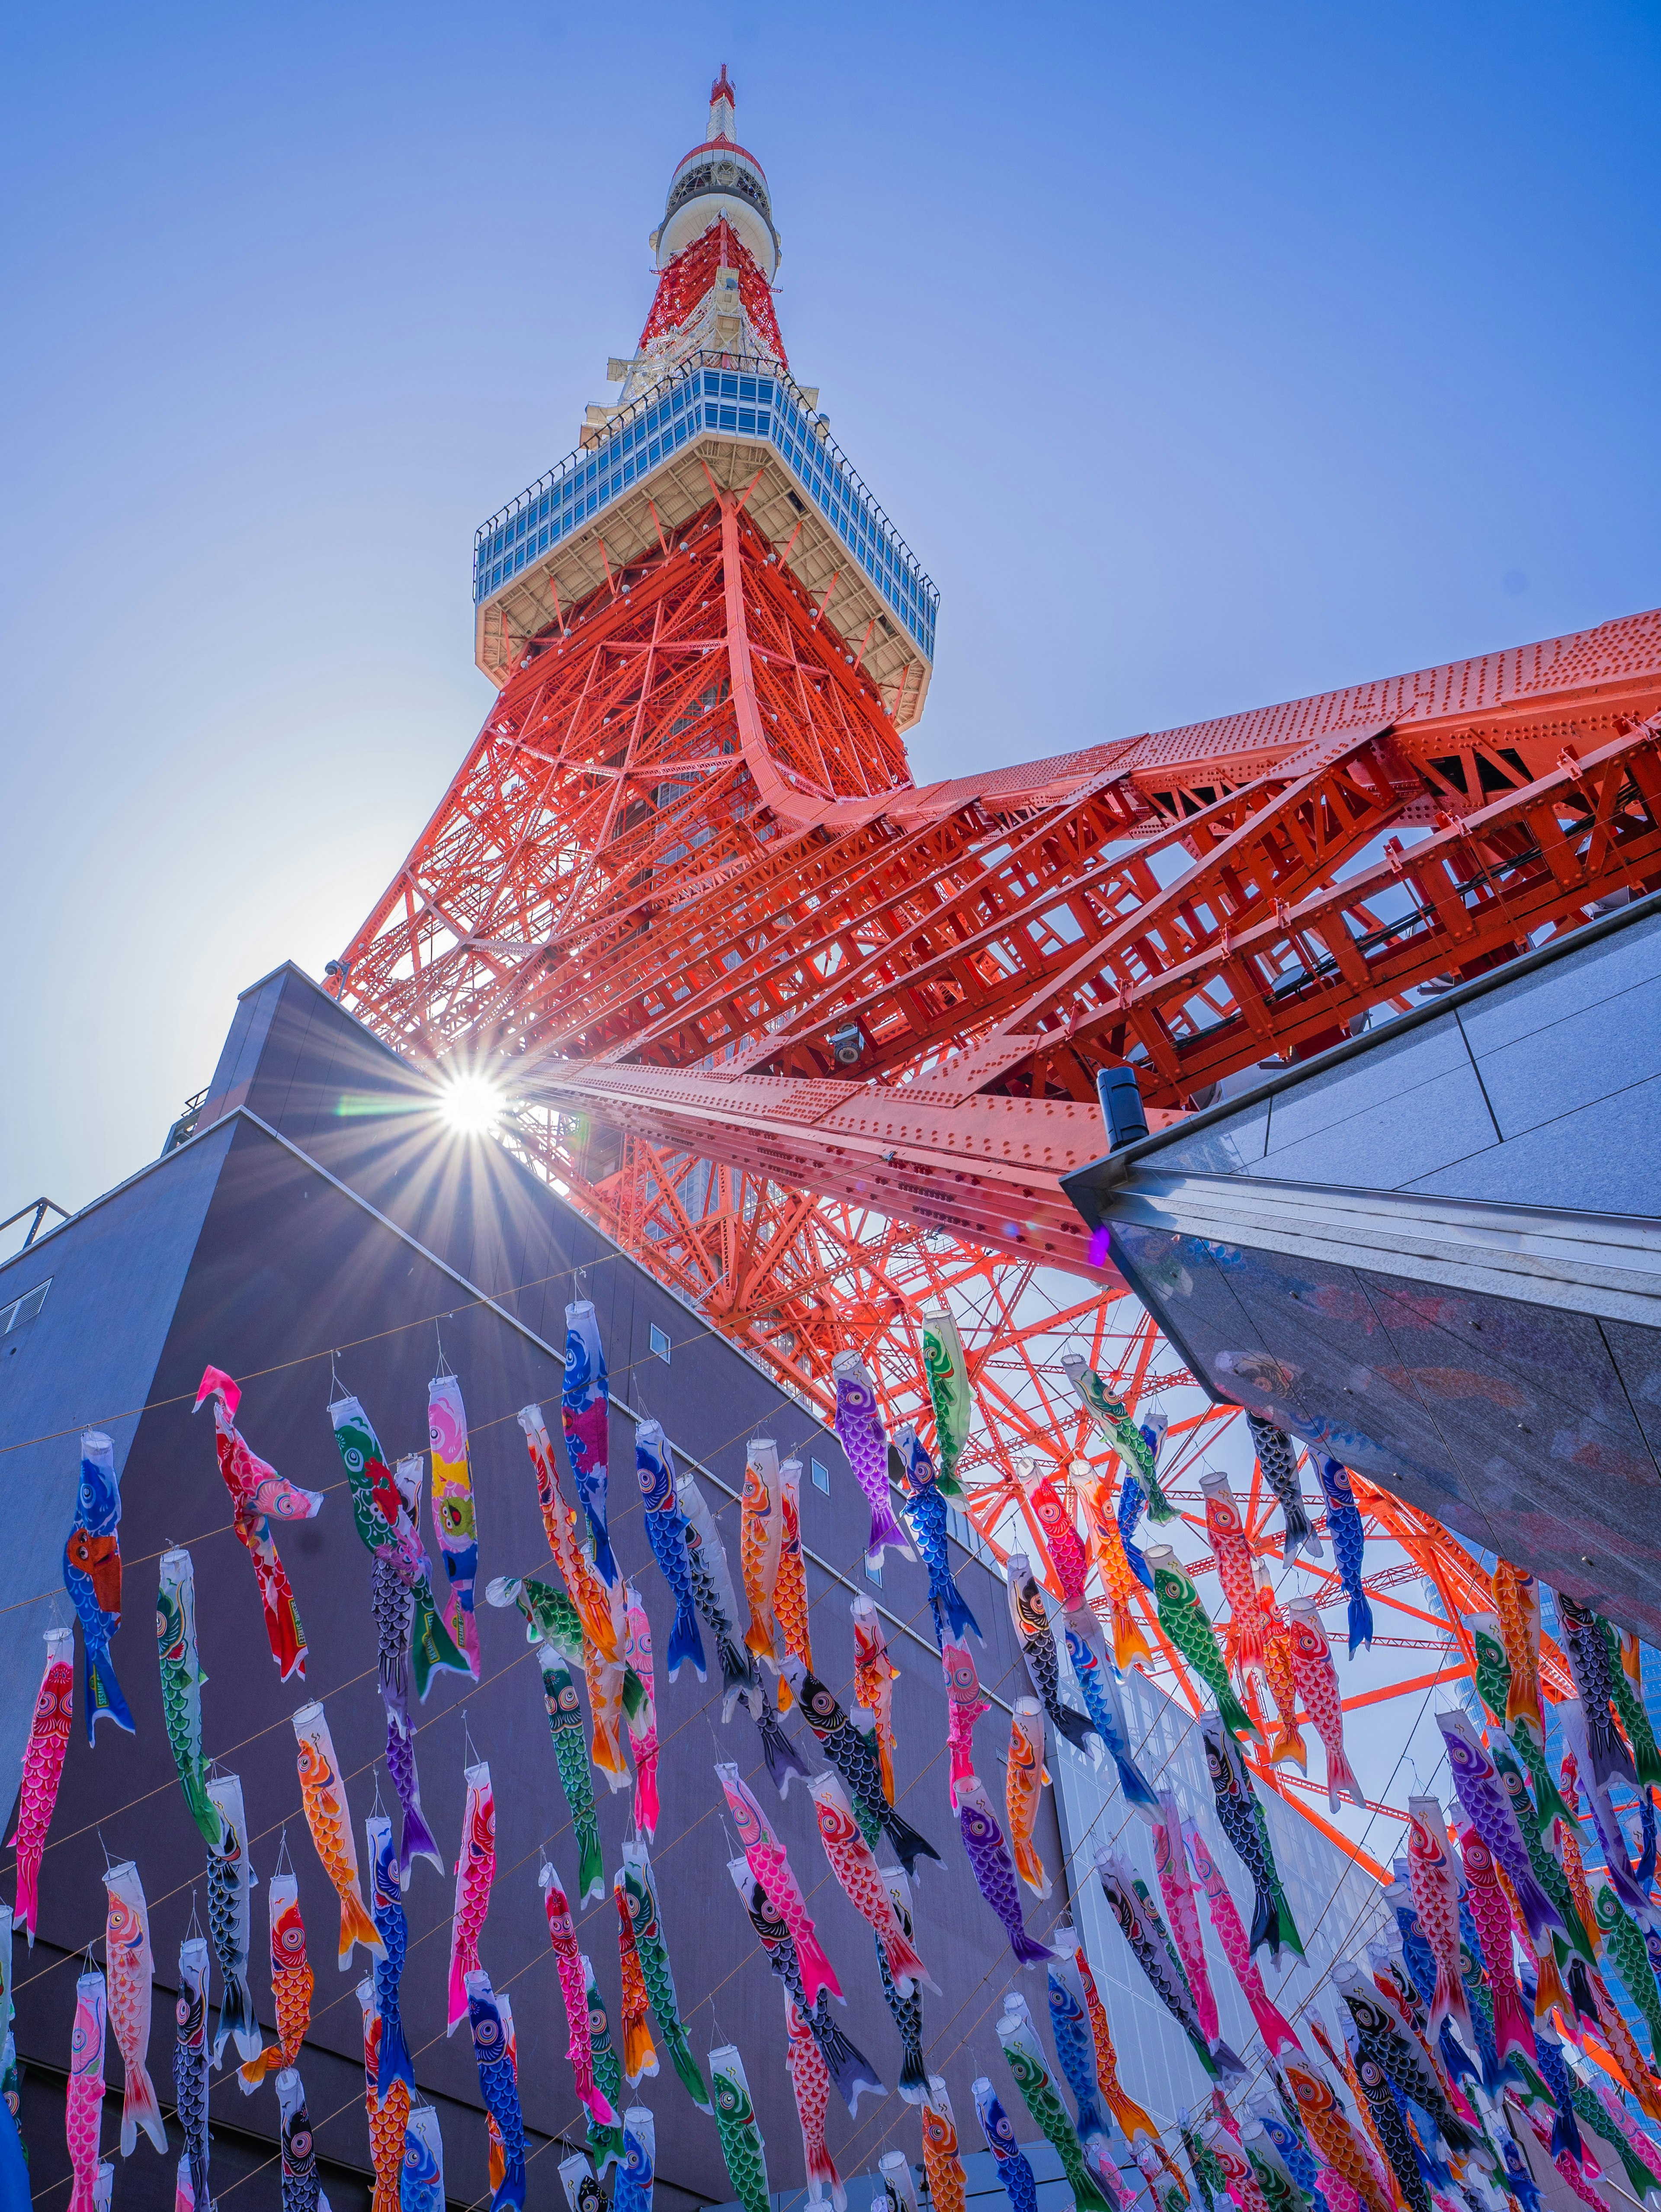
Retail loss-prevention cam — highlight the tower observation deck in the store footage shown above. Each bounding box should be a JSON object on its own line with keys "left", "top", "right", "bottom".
{"left": 338, "top": 69, "right": 1661, "bottom": 1541}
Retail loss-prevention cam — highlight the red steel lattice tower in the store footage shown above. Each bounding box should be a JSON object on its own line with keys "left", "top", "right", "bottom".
{"left": 337, "top": 70, "right": 1661, "bottom": 1571}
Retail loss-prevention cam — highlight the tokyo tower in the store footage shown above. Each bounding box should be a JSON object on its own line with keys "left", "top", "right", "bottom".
{"left": 336, "top": 66, "right": 1661, "bottom": 1547}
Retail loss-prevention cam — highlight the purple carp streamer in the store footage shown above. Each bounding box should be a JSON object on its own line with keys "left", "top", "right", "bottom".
{"left": 831, "top": 1350, "right": 912, "bottom": 1568}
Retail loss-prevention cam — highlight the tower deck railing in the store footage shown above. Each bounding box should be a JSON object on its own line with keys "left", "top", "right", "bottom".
{"left": 472, "top": 351, "right": 939, "bottom": 657}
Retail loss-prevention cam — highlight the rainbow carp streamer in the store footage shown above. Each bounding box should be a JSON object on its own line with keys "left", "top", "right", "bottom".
{"left": 329, "top": 1390, "right": 469, "bottom": 1698}
{"left": 831, "top": 1349, "right": 914, "bottom": 1569}
{"left": 428, "top": 1368, "right": 481, "bottom": 1677}
{"left": 8, "top": 1626, "right": 75, "bottom": 1943}
{"left": 196, "top": 1367, "right": 322, "bottom": 1680}
{"left": 446, "top": 1760, "right": 496, "bottom": 2035}
{"left": 381, "top": 1455, "right": 444, "bottom": 1886}
{"left": 634, "top": 1418, "right": 706, "bottom": 1684}
{"left": 155, "top": 1549, "right": 223, "bottom": 1848}
{"left": 919, "top": 1306, "right": 972, "bottom": 1496}
{"left": 64, "top": 1428, "right": 134, "bottom": 1742}
{"left": 563, "top": 1300, "right": 616, "bottom": 1585}
{"left": 710, "top": 2043, "right": 770, "bottom": 2212}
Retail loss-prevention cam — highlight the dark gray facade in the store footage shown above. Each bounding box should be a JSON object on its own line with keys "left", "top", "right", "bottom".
{"left": 0, "top": 967, "right": 1062, "bottom": 2212}
{"left": 1063, "top": 893, "right": 1661, "bottom": 1639}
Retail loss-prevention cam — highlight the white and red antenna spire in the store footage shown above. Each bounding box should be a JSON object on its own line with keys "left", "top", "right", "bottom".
{"left": 708, "top": 63, "right": 736, "bottom": 141}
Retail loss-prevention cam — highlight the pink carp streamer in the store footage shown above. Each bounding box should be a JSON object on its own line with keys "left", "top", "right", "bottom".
{"left": 623, "top": 1586, "right": 660, "bottom": 1840}
{"left": 446, "top": 1761, "right": 496, "bottom": 2034}
{"left": 195, "top": 1366, "right": 322, "bottom": 1681}
{"left": 831, "top": 1351, "right": 913, "bottom": 1569}
{"left": 541, "top": 1861, "right": 617, "bottom": 2126}
{"left": 1153, "top": 1793, "right": 1219, "bottom": 2043}
{"left": 716, "top": 1763, "right": 843, "bottom": 2009}
{"left": 65, "top": 1966, "right": 106, "bottom": 2212}
{"left": 1182, "top": 1821, "right": 1301, "bottom": 2056}
{"left": 427, "top": 1370, "right": 481, "bottom": 1679}
{"left": 942, "top": 1638, "right": 991, "bottom": 1812}
{"left": 8, "top": 1626, "right": 74, "bottom": 1945}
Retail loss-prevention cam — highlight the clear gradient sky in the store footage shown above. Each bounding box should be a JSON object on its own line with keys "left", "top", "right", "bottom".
{"left": 4, "top": 1, "right": 1659, "bottom": 1240}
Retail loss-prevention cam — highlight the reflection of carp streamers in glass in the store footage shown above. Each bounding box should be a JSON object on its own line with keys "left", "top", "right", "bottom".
{"left": 773, "top": 1459, "right": 813, "bottom": 1703}
{"left": 1314, "top": 1457, "right": 1372, "bottom": 1656}
{"left": 1065, "top": 1621, "right": 1160, "bottom": 1813}
{"left": 716, "top": 1764, "right": 843, "bottom": 2007}
{"left": 1334, "top": 1966, "right": 1478, "bottom": 2157}
{"left": 9, "top": 1627, "right": 74, "bottom": 1944}
{"left": 466, "top": 1970, "right": 526, "bottom": 2212}
{"left": 65, "top": 1968, "right": 106, "bottom": 2212}
{"left": 621, "top": 1841, "right": 711, "bottom": 2112}
{"left": 1285, "top": 1598, "right": 1361, "bottom": 1809}
{"left": 1153, "top": 1793, "right": 1219, "bottom": 2043}
{"left": 622, "top": 1587, "right": 660, "bottom": 1838}
{"left": 786, "top": 1995, "right": 847, "bottom": 2208}
{"left": 445, "top": 1761, "right": 495, "bottom": 2035}
{"left": 365, "top": 1818, "right": 415, "bottom": 2095}
{"left": 1200, "top": 1715, "right": 1304, "bottom": 1964}
{"left": 174, "top": 1937, "right": 212, "bottom": 2212}
{"left": 710, "top": 2045, "right": 770, "bottom": 2212}
{"left": 808, "top": 1770, "right": 937, "bottom": 1991}
{"left": 1005, "top": 1555, "right": 1098, "bottom": 1759}
{"left": 740, "top": 1436, "right": 784, "bottom": 1661}
{"left": 875, "top": 1863, "right": 927, "bottom": 2102}
{"left": 1600, "top": 1619, "right": 1661, "bottom": 1789}
{"left": 277, "top": 2065, "right": 324, "bottom": 2212}
{"left": 206, "top": 1772, "right": 263, "bottom": 2065}
{"left": 1246, "top": 1417, "right": 1323, "bottom": 1565}
{"left": 1280, "top": 2058, "right": 1392, "bottom": 2212}
{"left": 997, "top": 1992, "right": 1112, "bottom": 2212}
{"left": 1043, "top": 1950, "right": 1109, "bottom": 2156}
{"left": 196, "top": 1367, "right": 323, "bottom": 1682}
{"left": 1435, "top": 1711, "right": 1562, "bottom": 1950}
{"left": 633, "top": 1419, "right": 706, "bottom": 1683}
{"left": 920, "top": 1306, "right": 972, "bottom": 1498}
{"left": 1556, "top": 1593, "right": 1636, "bottom": 1788}
{"left": 942, "top": 1638, "right": 990, "bottom": 1811}
{"left": 851, "top": 1594, "right": 901, "bottom": 1801}
{"left": 427, "top": 1370, "right": 481, "bottom": 1678}
{"left": 238, "top": 1871, "right": 313, "bottom": 2090}
{"left": 356, "top": 1978, "right": 410, "bottom": 2212}
{"left": 1078, "top": 1466, "right": 1154, "bottom": 1672}
{"left": 956, "top": 1774, "right": 1052, "bottom": 1967}
{"left": 1455, "top": 1829, "right": 1534, "bottom": 2066}
{"left": 614, "top": 1882, "right": 657, "bottom": 2085}
{"left": 727, "top": 1861, "right": 882, "bottom": 2115}
{"left": 922, "top": 2078, "right": 968, "bottom": 2212}
{"left": 1147, "top": 1549, "right": 1260, "bottom": 1742}
{"left": 974, "top": 2077, "right": 1041, "bottom": 2212}
{"left": 103, "top": 1860, "right": 166, "bottom": 2154}
{"left": 786, "top": 1659, "right": 941, "bottom": 1873}
{"left": 680, "top": 1472, "right": 760, "bottom": 1720}
{"left": 1490, "top": 1560, "right": 1544, "bottom": 1742}
{"left": 1199, "top": 1472, "right": 1266, "bottom": 1676}
{"left": 1254, "top": 1566, "right": 1306, "bottom": 1770}
{"left": 831, "top": 1350, "right": 914, "bottom": 1568}
{"left": 562, "top": 1300, "right": 616, "bottom": 1586}
{"left": 1404, "top": 1799, "right": 1473, "bottom": 2039}
{"left": 156, "top": 1550, "right": 223, "bottom": 1848}
{"left": 896, "top": 1425, "right": 981, "bottom": 1649}
{"left": 1063, "top": 1353, "right": 1178, "bottom": 1522}
{"left": 540, "top": 1862, "right": 616, "bottom": 2124}
{"left": 1005, "top": 1700, "right": 1052, "bottom": 1898}
{"left": 292, "top": 1701, "right": 383, "bottom": 1972}
{"left": 613, "top": 2108, "right": 656, "bottom": 2212}
{"left": 63, "top": 1429, "right": 134, "bottom": 1743}
{"left": 400, "top": 2103, "right": 445, "bottom": 2212}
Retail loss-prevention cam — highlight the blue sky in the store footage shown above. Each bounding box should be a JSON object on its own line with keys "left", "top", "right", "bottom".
{"left": 4, "top": 0, "right": 1659, "bottom": 1232}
